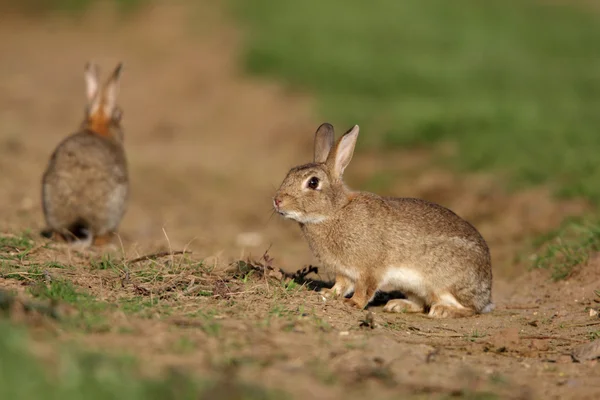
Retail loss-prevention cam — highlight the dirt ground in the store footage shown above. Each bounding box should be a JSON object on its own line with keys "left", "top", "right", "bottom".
{"left": 1, "top": 2, "right": 599, "bottom": 399}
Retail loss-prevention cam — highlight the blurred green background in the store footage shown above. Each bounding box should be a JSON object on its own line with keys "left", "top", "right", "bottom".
{"left": 233, "top": 0, "right": 600, "bottom": 201}
{"left": 8, "top": 0, "right": 600, "bottom": 201}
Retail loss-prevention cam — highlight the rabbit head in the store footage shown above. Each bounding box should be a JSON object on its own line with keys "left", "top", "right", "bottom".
{"left": 273, "top": 123, "right": 359, "bottom": 224}
{"left": 82, "top": 62, "right": 124, "bottom": 142}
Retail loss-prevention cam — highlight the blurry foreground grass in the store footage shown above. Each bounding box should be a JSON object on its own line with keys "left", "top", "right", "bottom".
{"left": 0, "top": 319, "right": 193, "bottom": 400}
{"left": 0, "top": 231, "right": 290, "bottom": 399}
{"left": 233, "top": 0, "right": 600, "bottom": 202}
{"left": 0, "top": 304, "right": 284, "bottom": 400}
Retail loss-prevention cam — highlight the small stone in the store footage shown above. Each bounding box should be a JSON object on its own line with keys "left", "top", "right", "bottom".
{"left": 571, "top": 340, "right": 600, "bottom": 362}
{"left": 590, "top": 308, "right": 599, "bottom": 318}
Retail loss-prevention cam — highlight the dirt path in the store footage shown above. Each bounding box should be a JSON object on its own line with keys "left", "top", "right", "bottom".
{"left": 1, "top": 2, "right": 599, "bottom": 399}
{"left": 0, "top": 1, "right": 318, "bottom": 265}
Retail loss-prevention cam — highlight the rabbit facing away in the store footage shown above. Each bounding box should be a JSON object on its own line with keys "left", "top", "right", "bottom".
{"left": 41, "top": 63, "right": 128, "bottom": 246}
{"left": 273, "top": 123, "right": 493, "bottom": 318}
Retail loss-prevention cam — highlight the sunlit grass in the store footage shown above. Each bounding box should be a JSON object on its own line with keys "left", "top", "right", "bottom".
{"left": 233, "top": 0, "right": 600, "bottom": 203}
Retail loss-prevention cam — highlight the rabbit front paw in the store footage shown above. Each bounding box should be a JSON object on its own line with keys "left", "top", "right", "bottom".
{"left": 321, "top": 274, "right": 354, "bottom": 299}
{"left": 320, "top": 287, "right": 341, "bottom": 299}
{"left": 343, "top": 297, "right": 367, "bottom": 309}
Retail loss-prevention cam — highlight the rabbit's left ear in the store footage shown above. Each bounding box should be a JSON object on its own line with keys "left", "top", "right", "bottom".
{"left": 329, "top": 125, "right": 359, "bottom": 179}
{"left": 314, "top": 123, "right": 335, "bottom": 163}
{"left": 84, "top": 62, "right": 99, "bottom": 103}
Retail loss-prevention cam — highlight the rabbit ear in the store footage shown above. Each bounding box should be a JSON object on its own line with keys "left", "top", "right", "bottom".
{"left": 84, "top": 62, "right": 99, "bottom": 103}
{"left": 329, "top": 125, "right": 359, "bottom": 179}
{"left": 102, "top": 63, "right": 123, "bottom": 115}
{"left": 86, "top": 63, "right": 124, "bottom": 136}
{"left": 314, "top": 123, "right": 335, "bottom": 163}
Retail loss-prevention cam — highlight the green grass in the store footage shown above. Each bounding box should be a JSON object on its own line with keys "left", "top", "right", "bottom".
{"left": 0, "top": 232, "right": 36, "bottom": 262}
{"left": 27, "top": 278, "right": 113, "bottom": 331}
{"left": 531, "top": 217, "right": 600, "bottom": 280}
{"left": 90, "top": 254, "right": 119, "bottom": 271}
{"left": 119, "top": 296, "right": 159, "bottom": 314}
{"left": 465, "top": 330, "right": 487, "bottom": 342}
{"left": 0, "top": 236, "right": 115, "bottom": 330}
{"left": 29, "top": 279, "right": 89, "bottom": 304}
{"left": 233, "top": 0, "right": 600, "bottom": 202}
{"left": 0, "top": 320, "right": 285, "bottom": 400}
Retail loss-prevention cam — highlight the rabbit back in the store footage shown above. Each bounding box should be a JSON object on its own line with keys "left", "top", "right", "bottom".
{"left": 301, "top": 193, "right": 492, "bottom": 312}
{"left": 42, "top": 130, "right": 128, "bottom": 238}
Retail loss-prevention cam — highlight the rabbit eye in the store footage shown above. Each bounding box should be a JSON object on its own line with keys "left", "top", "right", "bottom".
{"left": 307, "top": 177, "right": 320, "bottom": 190}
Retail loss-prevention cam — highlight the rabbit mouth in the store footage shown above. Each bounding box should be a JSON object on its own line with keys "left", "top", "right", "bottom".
{"left": 277, "top": 209, "right": 328, "bottom": 224}
{"left": 277, "top": 209, "right": 301, "bottom": 220}
{"left": 275, "top": 208, "right": 306, "bottom": 222}
{"left": 273, "top": 199, "right": 326, "bottom": 223}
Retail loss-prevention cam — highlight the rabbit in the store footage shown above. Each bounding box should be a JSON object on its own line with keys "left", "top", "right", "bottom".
{"left": 273, "top": 123, "right": 493, "bottom": 318}
{"left": 41, "top": 62, "right": 128, "bottom": 247}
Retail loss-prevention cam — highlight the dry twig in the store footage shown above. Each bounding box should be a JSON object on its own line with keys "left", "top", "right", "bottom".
{"left": 127, "top": 250, "right": 191, "bottom": 265}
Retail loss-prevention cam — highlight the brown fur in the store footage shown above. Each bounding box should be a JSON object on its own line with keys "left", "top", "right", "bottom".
{"left": 41, "top": 63, "right": 128, "bottom": 245}
{"left": 273, "top": 123, "right": 493, "bottom": 318}
{"left": 87, "top": 108, "right": 111, "bottom": 138}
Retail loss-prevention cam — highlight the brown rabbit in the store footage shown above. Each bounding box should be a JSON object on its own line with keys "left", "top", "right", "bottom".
{"left": 41, "top": 62, "right": 128, "bottom": 246}
{"left": 273, "top": 123, "right": 493, "bottom": 318}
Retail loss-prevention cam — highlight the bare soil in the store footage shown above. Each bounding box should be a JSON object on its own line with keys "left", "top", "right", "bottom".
{"left": 1, "top": 2, "right": 599, "bottom": 399}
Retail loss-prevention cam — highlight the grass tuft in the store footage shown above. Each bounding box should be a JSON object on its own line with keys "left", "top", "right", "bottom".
{"left": 0, "top": 232, "right": 36, "bottom": 262}
{"left": 29, "top": 279, "right": 86, "bottom": 303}
{"left": 531, "top": 218, "right": 600, "bottom": 280}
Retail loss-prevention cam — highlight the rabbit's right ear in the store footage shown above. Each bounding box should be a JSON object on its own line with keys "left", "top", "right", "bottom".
{"left": 328, "top": 125, "right": 359, "bottom": 179}
{"left": 103, "top": 63, "right": 123, "bottom": 116}
{"left": 314, "top": 123, "right": 335, "bottom": 163}
{"left": 84, "top": 62, "right": 99, "bottom": 103}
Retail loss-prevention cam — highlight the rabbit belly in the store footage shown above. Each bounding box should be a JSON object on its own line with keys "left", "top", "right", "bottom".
{"left": 379, "top": 267, "right": 473, "bottom": 311}
{"left": 378, "top": 267, "right": 429, "bottom": 298}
